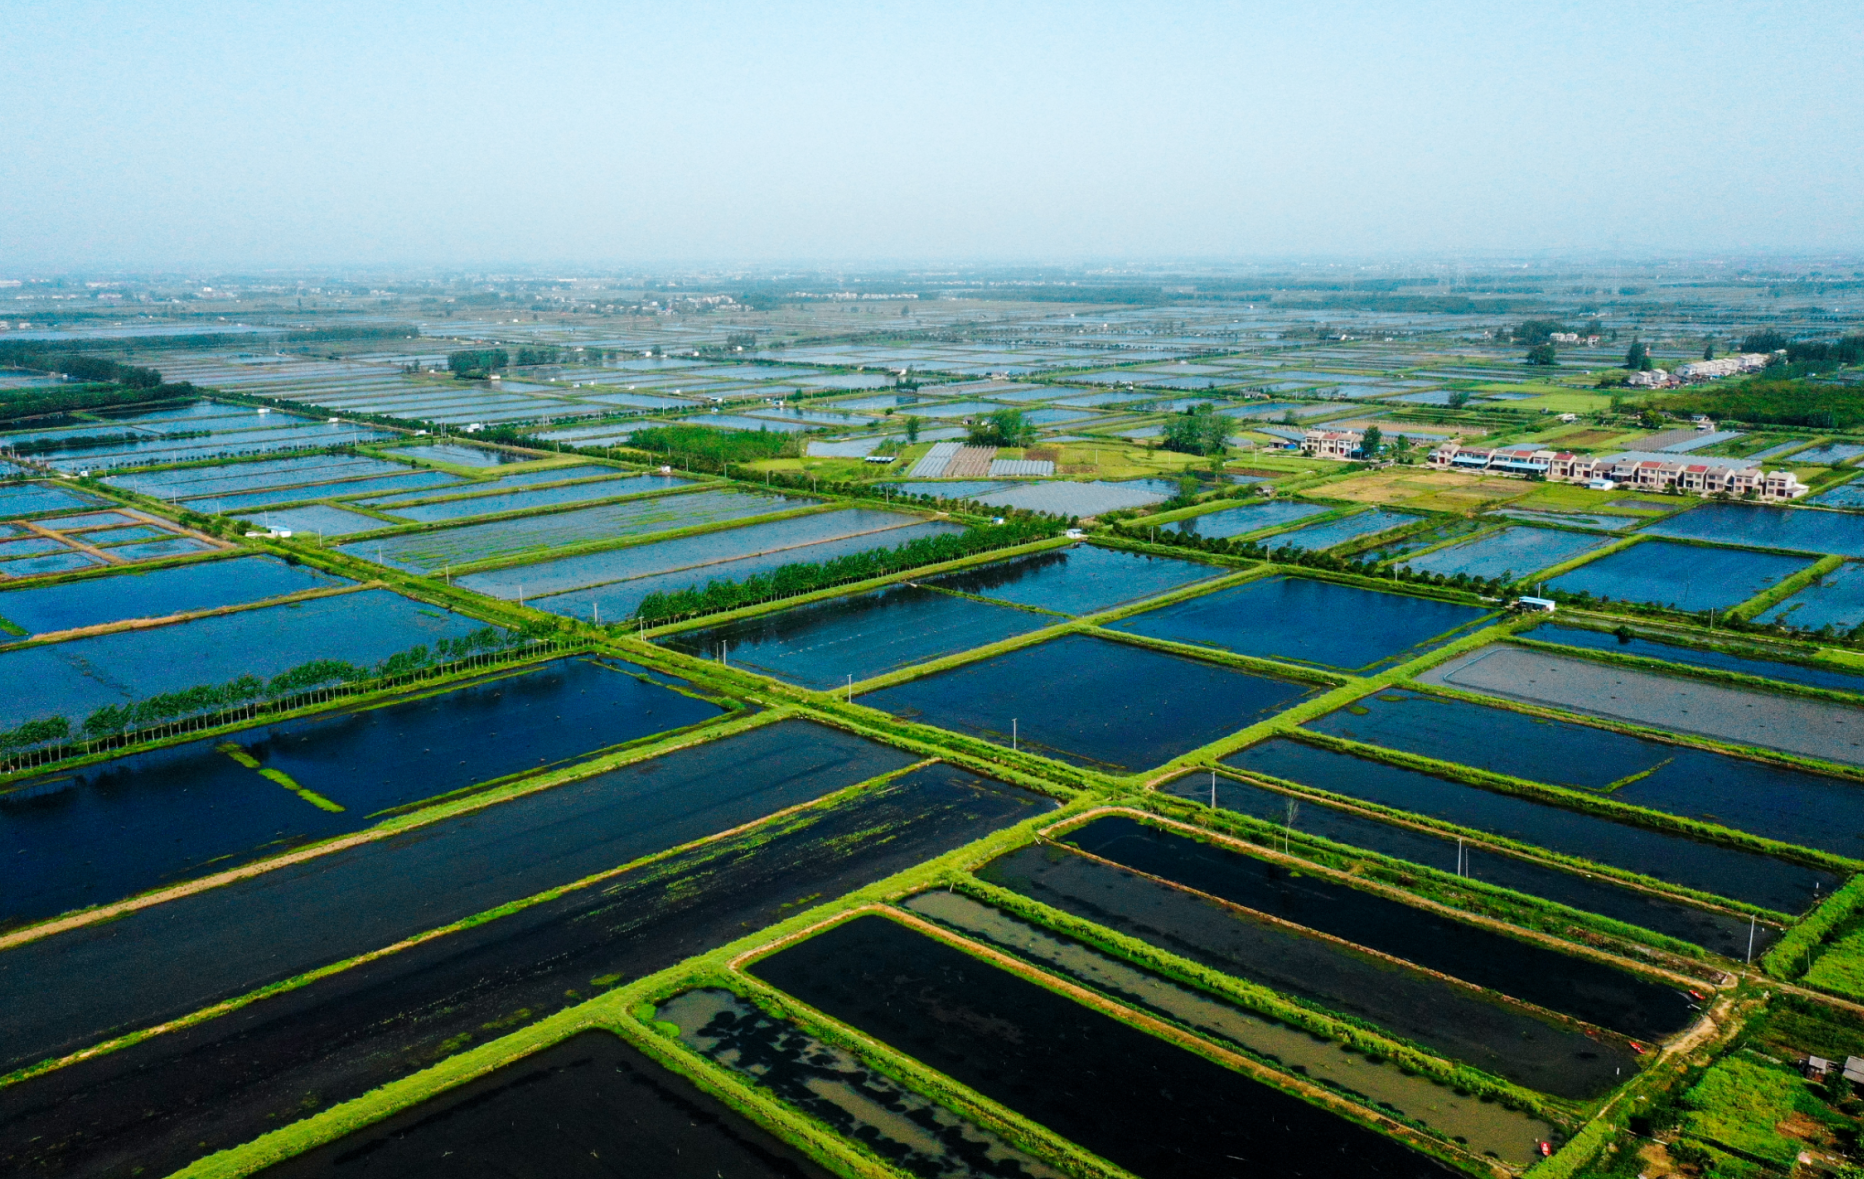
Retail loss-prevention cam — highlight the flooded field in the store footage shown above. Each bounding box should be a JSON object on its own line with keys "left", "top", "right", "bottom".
{"left": 904, "top": 891, "right": 1555, "bottom": 1165}
{"left": 1109, "top": 576, "right": 1491, "bottom": 672}
{"left": 1164, "top": 761, "right": 1778, "bottom": 954}
{"left": 0, "top": 763, "right": 1051, "bottom": 1179}
{"left": 0, "top": 554, "right": 342, "bottom": 635}
{"left": 751, "top": 913, "right": 1466, "bottom": 1177}
{"left": 1059, "top": 817, "right": 1692, "bottom": 1039}
{"left": 660, "top": 988, "right": 1065, "bottom": 1178}
{"left": 1548, "top": 539, "right": 1814, "bottom": 611}
{"left": 1759, "top": 561, "right": 1864, "bottom": 629}
{"left": 662, "top": 583, "right": 1051, "bottom": 689}
{"left": 927, "top": 542, "right": 1222, "bottom": 615}
{"left": 862, "top": 633, "right": 1315, "bottom": 771}
{"left": 0, "top": 719, "right": 916, "bottom": 1072}
{"left": 979, "top": 835, "right": 1640, "bottom": 1098}
{"left": 1271, "top": 508, "right": 1418, "bottom": 552}
{"left": 1530, "top": 624, "right": 1864, "bottom": 694}
{"left": 1401, "top": 526, "right": 1608, "bottom": 581}
{"left": 372, "top": 474, "right": 653, "bottom": 522}
{"left": 0, "top": 588, "right": 491, "bottom": 731}
{"left": 3, "top": 657, "right": 724, "bottom": 923}
{"left": 1646, "top": 502, "right": 1864, "bottom": 558}
{"left": 1309, "top": 684, "right": 1864, "bottom": 860}
{"left": 1422, "top": 644, "right": 1864, "bottom": 770}
{"left": 1172, "top": 500, "right": 1329, "bottom": 538}
{"left": 259, "top": 1030, "right": 836, "bottom": 1178}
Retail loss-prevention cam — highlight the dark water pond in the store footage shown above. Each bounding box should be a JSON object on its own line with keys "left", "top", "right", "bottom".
{"left": 1060, "top": 817, "right": 1691, "bottom": 1039}
{"left": 1172, "top": 501, "right": 1329, "bottom": 539}
{"left": 927, "top": 543, "right": 1221, "bottom": 615}
{"left": 0, "top": 762, "right": 1050, "bottom": 1179}
{"left": 662, "top": 584, "right": 1050, "bottom": 690}
{"left": 1304, "top": 689, "right": 1864, "bottom": 861}
{"left": 259, "top": 1030, "right": 834, "bottom": 1178}
{"left": 661, "top": 989, "right": 1063, "bottom": 1178}
{"left": 1548, "top": 539, "right": 1814, "bottom": 611}
{"left": 862, "top": 633, "right": 1315, "bottom": 772}
{"left": 1109, "top": 576, "right": 1492, "bottom": 672}
{"left": 0, "top": 555, "right": 344, "bottom": 636}
{"left": 0, "top": 718, "right": 919, "bottom": 1072}
{"left": 1526, "top": 623, "right": 1864, "bottom": 694}
{"left": 1162, "top": 762, "right": 1778, "bottom": 956}
{"left": 751, "top": 914, "right": 1464, "bottom": 1178}
{"left": 903, "top": 891, "right": 1555, "bottom": 1165}
{"left": 3, "top": 658, "right": 723, "bottom": 925}
{"left": 979, "top": 839, "right": 1637, "bottom": 1098}
{"left": 1223, "top": 738, "right": 1832, "bottom": 914}
{"left": 1646, "top": 502, "right": 1864, "bottom": 558}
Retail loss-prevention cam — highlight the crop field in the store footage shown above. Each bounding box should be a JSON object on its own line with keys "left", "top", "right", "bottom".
{"left": 9, "top": 303, "right": 1864, "bottom": 1179}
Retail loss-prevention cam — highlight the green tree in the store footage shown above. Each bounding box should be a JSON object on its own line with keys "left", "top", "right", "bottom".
{"left": 1625, "top": 340, "right": 1652, "bottom": 371}
{"left": 1703, "top": 343, "right": 1715, "bottom": 360}
{"left": 968, "top": 408, "right": 1036, "bottom": 446}
{"left": 1360, "top": 425, "right": 1383, "bottom": 457}
{"left": 1511, "top": 320, "right": 1567, "bottom": 346}
{"left": 1447, "top": 390, "right": 1472, "bottom": 409}
{"left": 1162, "top": 404, "right": 1233, "bottom": 456}
{"left": 447, "top": 348, "right": 509, "bottom": 378}
{"left": 904, "top": 415, "right": 920, "bottom": 443}
{"left": 1525, "top": 343, "right": 1557, "bottom": 366}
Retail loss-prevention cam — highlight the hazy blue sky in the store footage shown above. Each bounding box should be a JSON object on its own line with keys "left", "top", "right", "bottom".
{"left": 3, "top": 1, "right": 1858, "bottom": 267}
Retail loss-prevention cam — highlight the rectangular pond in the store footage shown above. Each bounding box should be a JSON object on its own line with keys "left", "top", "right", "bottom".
{"left": 0, "top": 718, "right": 919, "bottom": 1072}
{"left": 0, "top": 483, "right": 110, "bottom": 517}
{"left": 258, "top": 1030, "right": 838, "bottom": 1179}
{"left": 902, "top": 890, "right": 1555, "bottom": 1166}
{"left": 750, "top": 912, "right": 1466, "bottom": 1177}
{"left": 1306, "top": 684, "right": 1864, "bottom": 861}
{"left": 181, "top": 470, "right": 463, "bottom": 513}
{"left": 861, "top": 632, "right": 1314, "bottom": 772}
{"left": 0, "top": 555, "right": 344, "bottom": 636}
{"left": 1171, "top": 500, "right": 1329, "bottom": 538}
{"left": 927, "top": 542, "right": 1222, "bottom": 615}
{"left": 0, "top": 762, "right": 1053, "bottom": 1179}
{"left": 0, "top": 588, "right": 492, "bottom": 732}
{"left": 2, "top": 657, "right": 724, "bottom": 924}
{"left": 1646, "top": 503, "right": 1864, "bottom": 557}
{"left": 1421, "top": 644, "right": 1864, "bottom": 771}
{"left": 1172, "top": 760, "right": 1780, "bottom": 954}
{"left": 1268, "top": 508, "right": 1419, "bottom": 552}
{"left": 1526, "top": 624, "right": 1864, "bottom": 694}
{"left": 974, "top": 479, "right": 1173, "bottom": 517}
{"left": 661, "top": 583, "right": 1052, "bottom": 690}
{"left": 371, "top": 474, "right": 667, "bottom": 523}
{"left": 351, "top": 488, "right": 809, "bottom": 573}
{"left": 105, "top": 454, "right": 410, "bottom": 499}
{"left": 978, "top": 827, "right": 1640, "bottom": 1099}
{"left": 1548, "top": 538, "right": 1814, "bottom": 611}
{"left": 258, "top": 503, "right": 385, "bottom": 536}
{"left": 1109, "top": 575, "right": 1492, "bottom": 673}
{"left": 1758, "top": 561, "right": 1864, "bottom": 629}
{"left": 1402, "top": 526, "right": 1610, "bottom": 581}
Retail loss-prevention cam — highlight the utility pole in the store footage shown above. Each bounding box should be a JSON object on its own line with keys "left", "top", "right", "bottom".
{"left": 1012, "top": 718, "right": 1018, "bottom": 751}
{"left": 1210, "top": 770, "right": 1217, "bottom": 809}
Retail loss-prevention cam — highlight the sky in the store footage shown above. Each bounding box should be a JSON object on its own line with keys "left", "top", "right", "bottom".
{"left": 2, "top": 0, "right": 1859, "bottom": 268}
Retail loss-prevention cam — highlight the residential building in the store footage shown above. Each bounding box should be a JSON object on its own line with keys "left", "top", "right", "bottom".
{"left": 1426, "top": 444, "right": 1808, "bottom": 500}
{"left": 1302, "top": 428, "right": 1363, "bottom": 460}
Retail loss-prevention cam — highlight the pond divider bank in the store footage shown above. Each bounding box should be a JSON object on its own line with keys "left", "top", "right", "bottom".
{"left": 1, "top": 763, "right": 1055, "bottom": 1179}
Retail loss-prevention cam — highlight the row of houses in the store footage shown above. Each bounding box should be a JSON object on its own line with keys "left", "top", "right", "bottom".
{"left": 1426, "top": 443, "right": 1808, "bottom": 499}
{"left": 1626, "top": 352, "right": 1774, "bottom": 388}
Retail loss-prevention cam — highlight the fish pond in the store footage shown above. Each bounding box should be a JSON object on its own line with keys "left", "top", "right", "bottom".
{"left": 367, "top": 474, "right": 656, "bottom": 522}
{"left": 1401, "top": 526, "right": 1609, "bottom": 581}
{"left": 1171, "top": 500, "right": 1329, "bottom": 538}
{"left": 0, "top": 554, "right": 343, "bottom": 636}
{"left": 978, "top": 832, "right": 1639, "bottom": 1098}
{"left": 0, "top": 588, "right": 491, "bottom": 732}
{"left": 1646, "top": 503, "right": 1864, "bottom": 557}
{"left": 662, "top": 583, "right": 1052, "bottom": 690}
{"left": 1306, "top": 686, "right": 1864, "bottom": 861}
{"left": 0, "top": 762, "right": 1053, "bottom": 1179}
{"left": 1525, "top": 624, "right": 1864, "bottom": 694}
{"left": 904, "top": 890, "right": 1555, "bottom": 1165}
{"left": 2, "top": 656, "right": 724, "bottom": 923}
{"left": 0, "top": 482, "right": 106, "bottom": 518}
{"left": 926, "top": 542, "right": 1222, "bottom": 615}
{"left": 0, "top": 719, "right": 918, "bottom": 1072}
{"left": 750, "top": 913, "right": 1466, "bottom": 1178}
{"left": 973, "top": 479, "right": 1173, "bottom": 517}
{"left": 259, "top": 1030, "right": 836, "bottom": 1179}
{"left": 1548, "top": 539, "right": 1814, "bottom": 611}
{"left": 1269, "top": 508, "right": 1418, "bottom": 552}
{"left": 1163, "top": 763, "right": 1776, "bottom": 955}
{"left": 1109, "top": 576, "right": 1492, "bottom": 672}
{"left": 1758, "top": 561, "right": 1864, "bottom": 629}
{"left": 660, "top": 989, "right": 1065, "bottom": 1178}
{"left": 861, "top": 633, "right": 1315, "bottom": 772}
